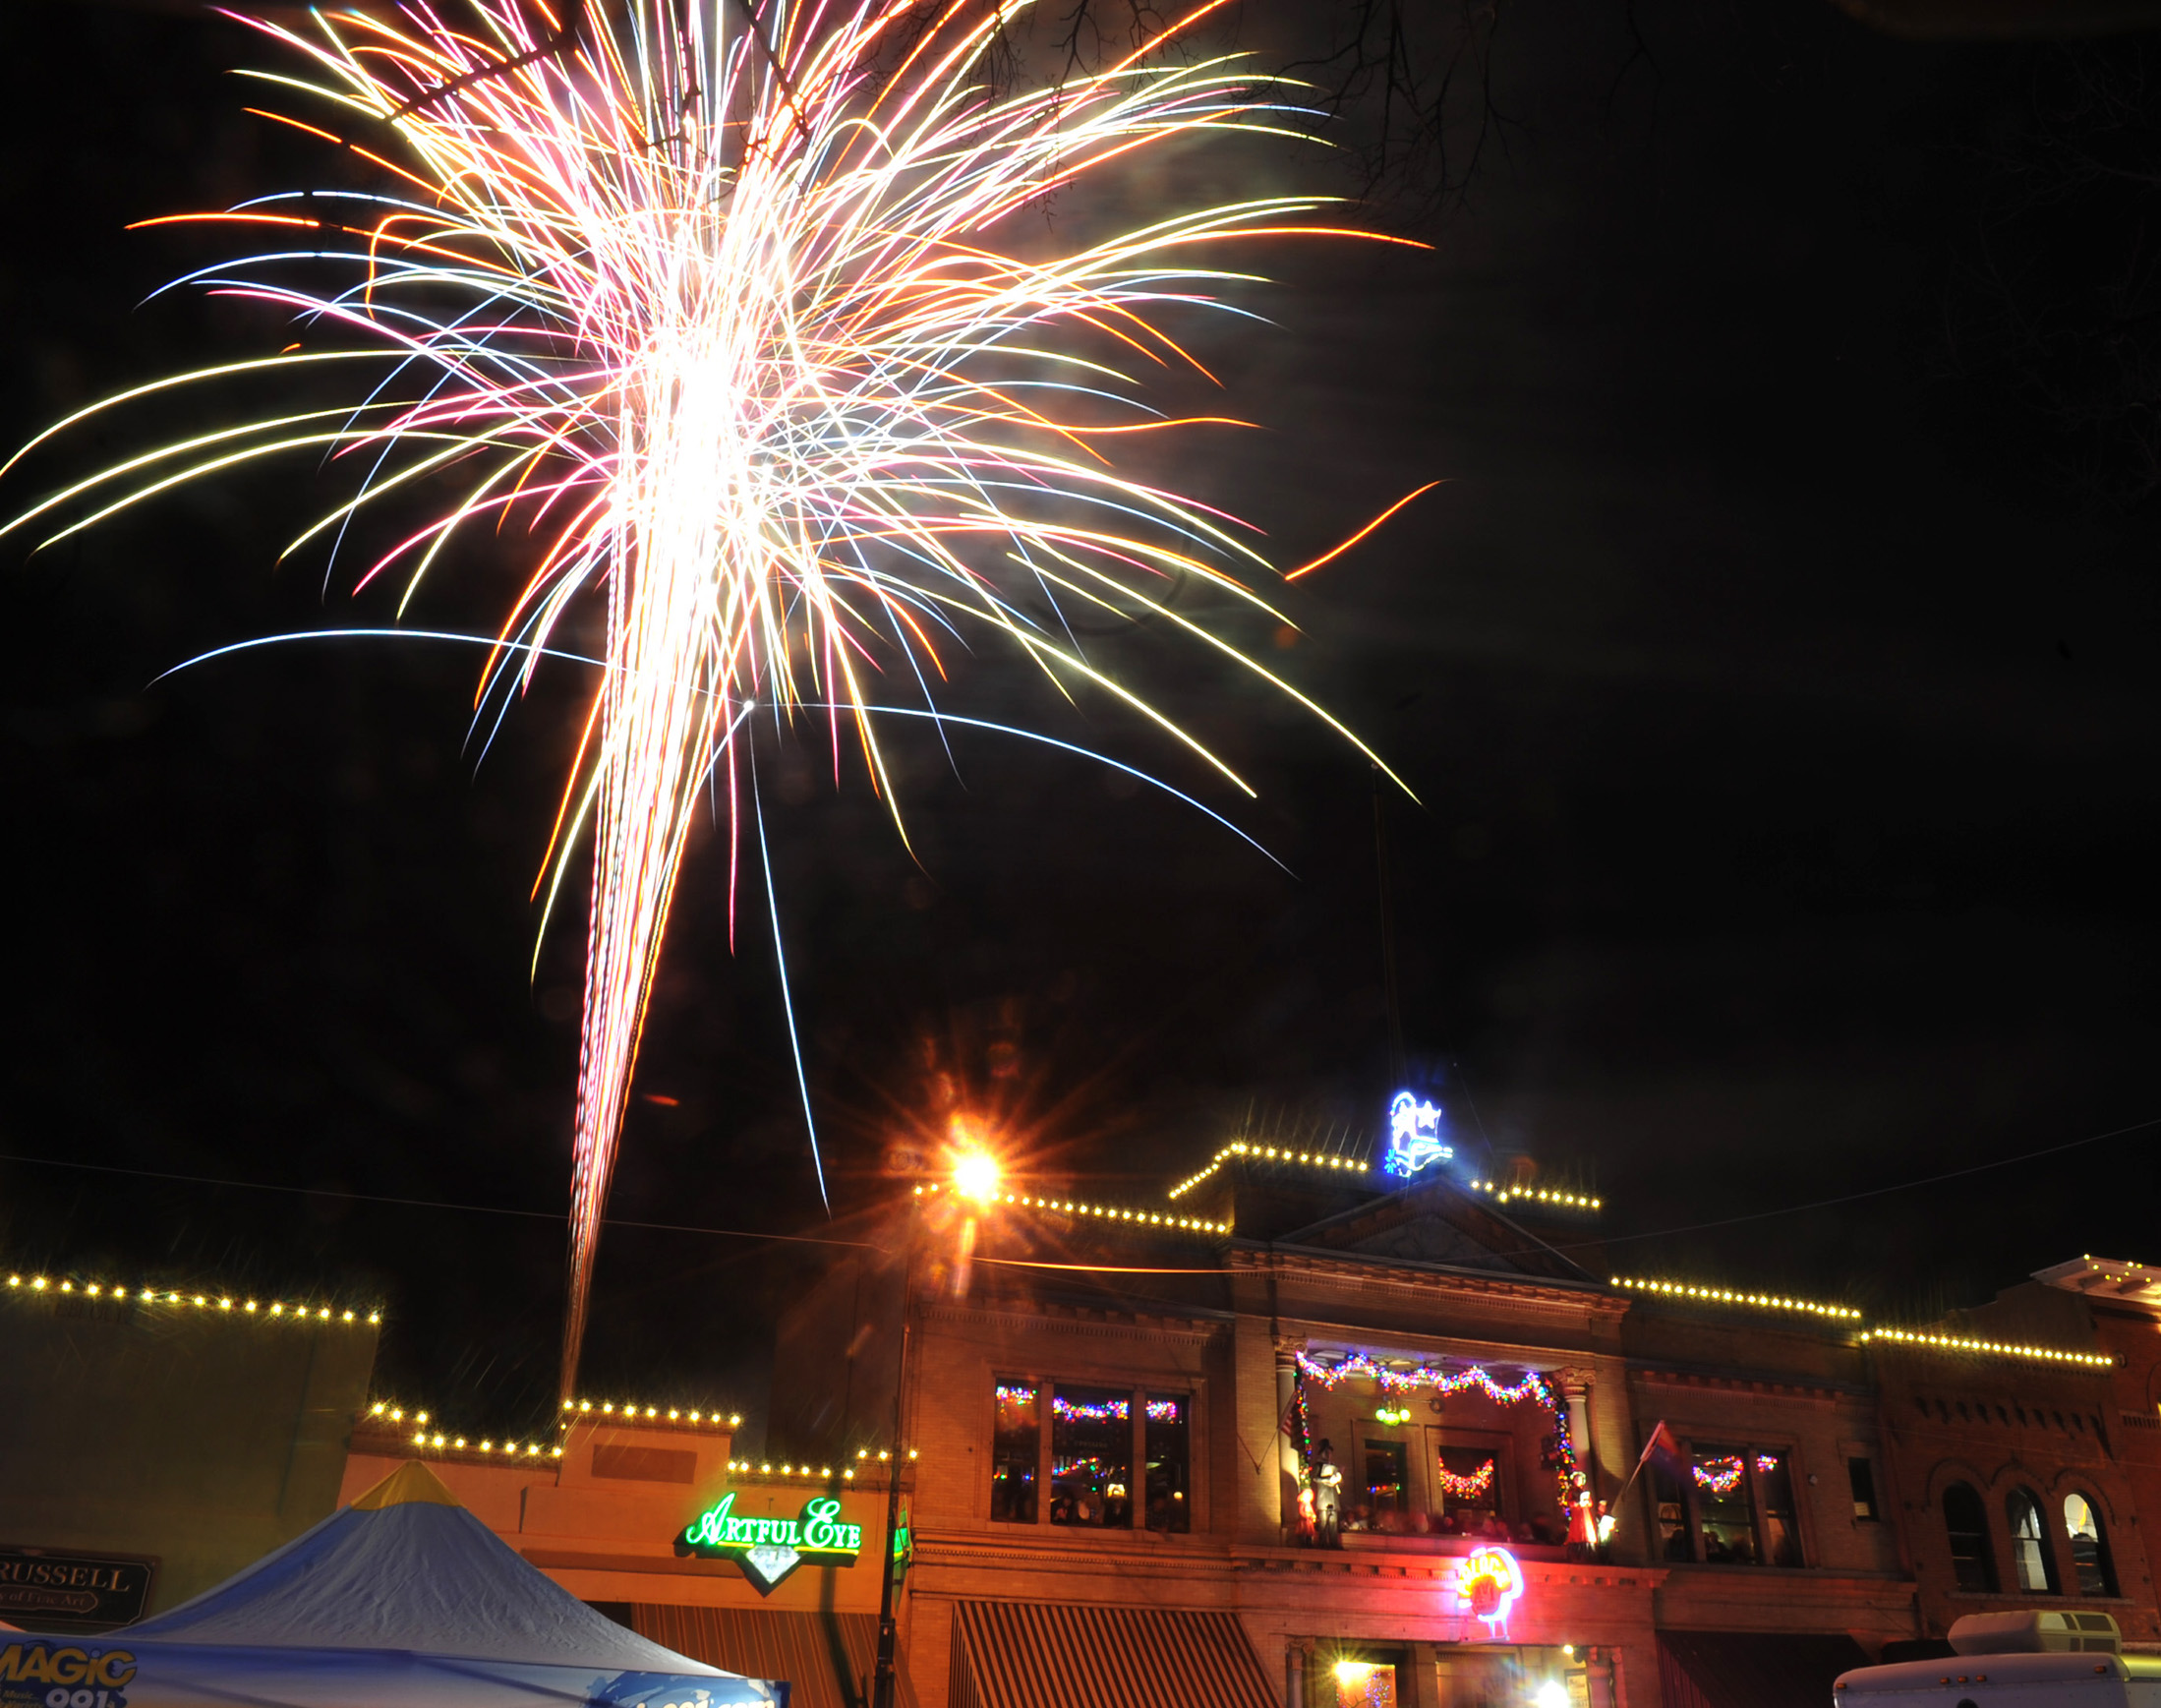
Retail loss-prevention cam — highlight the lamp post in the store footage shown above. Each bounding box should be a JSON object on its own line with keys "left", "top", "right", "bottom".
{"left": 869, "top": 1146, "right": 1000, "bottom": 1708}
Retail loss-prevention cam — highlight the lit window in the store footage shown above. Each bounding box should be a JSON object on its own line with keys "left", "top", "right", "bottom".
{"left": 2064, "top": 1494, "right": 2118, "bottom": 1598}
{"left": 2007, "top": 1488, "right": 2060, "bottom": 1594}
{"left": 1359, "top": 1440, "right": 1408, "bottom": 1532}
{"left": 990, "top": 1382, "right": 1039, "bottom": 1523}
{"left": 1049, "top": 1384, "right": 1131, "bottom": 1529}
{"left": 1331, "top": 1659, "right": 1397, "bottom": 1708}
{"left": 1847, "top": 1457, "right": 1879, "bottom": 1521}
{"left": 1755, "top": 1451, "right": 1801, "bottom": 1567}
{"left": 1691, "top": 1443, "right": 1760, "bottom": 1564}
{"left": 1943, "top": 1482, "right": 1996, "bottom": 1593}
{"left": 1143, "top": 1394, "right": 1190, "bottom": 1534}
{"left": 1435, "top": 1443, "right": 1505, "bottom": 1535}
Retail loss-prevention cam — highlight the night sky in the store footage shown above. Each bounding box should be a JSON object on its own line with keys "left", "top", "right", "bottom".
{"left": 3, "top": 0, "right": 2156, "bottom": 1446}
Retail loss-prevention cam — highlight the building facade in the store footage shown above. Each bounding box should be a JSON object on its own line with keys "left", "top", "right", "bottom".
{"left": 9, "top": 1141, "right": 2158, "bottom": 1708}
{"left": 759, "top": 1148, "right": 2161, "bottom": 1708}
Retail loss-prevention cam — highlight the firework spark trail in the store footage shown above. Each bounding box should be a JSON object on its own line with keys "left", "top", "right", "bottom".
{"left": 4, "top": 0, "right": 1426, "bottom": 1391}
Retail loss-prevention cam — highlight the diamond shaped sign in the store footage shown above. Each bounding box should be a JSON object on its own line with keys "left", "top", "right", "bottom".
{"left": 738, "top": 1543, "right": 803, "bottom": 1593}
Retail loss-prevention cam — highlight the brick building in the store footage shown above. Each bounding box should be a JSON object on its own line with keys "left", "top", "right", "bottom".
{"left": 11, "top": 1132, "right": 2154, "bottom": 1708}
{"left": 762, "top": 1139, "right": 2161, "bottom": 1708}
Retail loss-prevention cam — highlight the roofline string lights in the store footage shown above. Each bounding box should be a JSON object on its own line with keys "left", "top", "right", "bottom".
{"left": 367, "top": 1402, "right": 562, "bottom": 1459}
{"left": 729, "top": 1448, "right": 919, "bottom": 1480}
{"left": 913, "top": 1181, "right": 1230, "bottom": 1236}
{"left": 1469, "top": 1180, "right": 1602, "bottom": 1212}
{"left": 6, "top": 1273, "right": 380, "bottom": 1324}
{"left": 1612, "top": 1276, "right": 2114, "bottom": 1366}
{"left": 1858, "top": 1327, "right": 2114, "bottom": 1368}
{"left": 1168, "top": 1142, "right": 1370, "bottom": 1202}
{"left": 1610, "top": 1276, "right": 1860, "bottom": 1322}
{"left": 558, "top": 1397, "right": 743, "bottom": 1427}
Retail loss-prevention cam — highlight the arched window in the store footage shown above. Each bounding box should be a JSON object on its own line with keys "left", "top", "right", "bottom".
{"left": 2064, "top": 1494, "right": 2119, "bottom": 1597}
{"left": 2007, "top": 1488, "right": 2061, "bottom": 1594}
{"left": 1944, "top": 1483, "right": 1996, "bottom": 1593}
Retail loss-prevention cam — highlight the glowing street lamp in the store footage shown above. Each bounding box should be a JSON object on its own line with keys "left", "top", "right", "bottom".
{"left": 952, "top": 1149, "right": 1002, "bottom": 1205}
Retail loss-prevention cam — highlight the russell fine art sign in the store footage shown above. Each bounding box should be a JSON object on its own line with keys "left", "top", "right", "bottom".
{"left": 678, "top": 1493, "right": 863, "bottom": 1594}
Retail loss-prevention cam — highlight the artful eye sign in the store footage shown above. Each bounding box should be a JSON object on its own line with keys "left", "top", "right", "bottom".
{"left": 679, "top": 1493, "right": 863, "bottom": 1594}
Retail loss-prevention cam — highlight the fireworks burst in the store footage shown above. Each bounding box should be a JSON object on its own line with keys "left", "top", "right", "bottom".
{"left": 5, "top": 0, "right": 1420, "bottom": 1389}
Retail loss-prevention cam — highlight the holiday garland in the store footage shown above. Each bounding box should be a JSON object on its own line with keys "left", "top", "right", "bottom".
{"left": 1294, "top": 1349, "right": 1580, "bottom": 1510}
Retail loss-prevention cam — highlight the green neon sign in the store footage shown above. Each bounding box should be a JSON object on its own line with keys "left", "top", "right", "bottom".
{"left": 679, "top": 1493, "right": 864, "bottom": 1594}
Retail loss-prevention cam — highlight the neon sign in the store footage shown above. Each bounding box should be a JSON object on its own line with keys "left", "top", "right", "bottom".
{"left": 680, "top": 1492, "right": 863, "bottom": 1593}
{"left": 1384, "top": 1091, "right": 1452, "bottom": 1178}
{"left": 1455, "top": 1546, "right": 1524, "bottom": 1634}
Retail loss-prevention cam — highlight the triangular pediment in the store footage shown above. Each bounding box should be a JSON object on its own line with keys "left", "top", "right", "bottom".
{"left": 1279, "top": 1175, "right": 1592, "bottom": 1282}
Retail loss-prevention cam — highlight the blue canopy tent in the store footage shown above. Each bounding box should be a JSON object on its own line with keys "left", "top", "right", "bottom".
{"left": 0, "top": 1462, "right": 785, "bottom": 1708}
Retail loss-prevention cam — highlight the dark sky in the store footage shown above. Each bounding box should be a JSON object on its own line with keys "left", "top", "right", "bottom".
{"left": 2, "top": 0, "right": 2156, "bottom": 1445}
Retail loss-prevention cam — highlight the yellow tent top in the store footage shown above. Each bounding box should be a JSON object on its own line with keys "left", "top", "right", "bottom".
{"left": 349, "top": 1458, "right": 464, "bottom": 1510}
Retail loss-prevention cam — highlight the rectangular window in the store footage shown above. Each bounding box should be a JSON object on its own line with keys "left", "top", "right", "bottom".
{"left": 1435, "top": 1443, "right": 1504, "bottom": 1534}
{"left": 1332, "top": 1660, "right": 1397, "bottom": 1708}
{"left": 1691, "top": 1443, "right": 1760, "bottom": 1564}
{"left": 1756, "top": 1451, "right": 1802, "bottom": 1566}
{"left": 1142, "top": 1393, "right": 1191, "bottom": 1533}
{"left": 990, "top": 1382, "right": 1039, "bottom": 1522}
{"left": 1847, "top": 1457, "right": 1879, "bottom": 1521}
{"left": 1650, "top": 1463, "right": 1691, "bottom": 1561}
{"left": 1049, "top": 1384, "right": 1132, "bottom": 1528}
{"left": 1362, "top": 1439, "right": 1409, "bottom": 1530}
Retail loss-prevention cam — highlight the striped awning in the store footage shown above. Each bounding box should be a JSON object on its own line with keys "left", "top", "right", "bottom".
{"left": 951, "top": 1600, "right": 1277, "bottom": 1708}
{"left": 632, "top": 1604, "right": 879, "bottom": 1708}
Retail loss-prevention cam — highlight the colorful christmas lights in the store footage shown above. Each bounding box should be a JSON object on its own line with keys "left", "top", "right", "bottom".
{"left": 1858, "top": 1327, "right": 2113, "bottom": 1368}
{"left": 1296, "top": 1351, "right": 1579, "bottom": 1507}
{"left": 1610, "top": 1276, "right": 1858, "bottom": 1320}
{"left": 5, "top": 1271, "right": 380, "bottom": 1324}
{"left": 1692, "top": 1456, "right": 1745, "bottom": 1495}
{"left": 1051, "top": 1396, "right": 1128, "bottom": 1423}
{"left": 1435, "top": 1458, "right": 1496, "bottom": 1501}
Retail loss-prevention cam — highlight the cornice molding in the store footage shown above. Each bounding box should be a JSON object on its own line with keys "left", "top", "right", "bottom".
{"left": 1231, "top": 1248, "right": 1627, "bottom": 1323}
{"left": 921, "top": 1301, "right": 1224, "bottom": 1345}
{"left": 1629, "top": 1365, "right": 1861, "bottom": 1403}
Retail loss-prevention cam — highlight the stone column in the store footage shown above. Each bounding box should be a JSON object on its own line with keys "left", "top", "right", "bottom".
{"left": 1276, "top": 1345, "right": 1302, "bottom": 1534}
{"left": 1285, "top": 1640, "right": 1305, "bottom": 1708}
{"left": 1558, "top": 1370, "right": 1595, "bottom": 1495}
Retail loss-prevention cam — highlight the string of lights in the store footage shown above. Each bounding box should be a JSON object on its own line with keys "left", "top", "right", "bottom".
{"left": 6, "top": 1273, "right": 380, "bottom": 1323}
{"left": 1168, "top": 1142, "right": 1371, "bottom": 1202}
{"left": 1468, "top": 1181, "right": 1602, "bottom": 1212}
{"left": 366, "top": 1406, "right": 565, "bottom": 1457}
{"left": 914, "top": 1182, "right": 1231, "bottom": 1235}
{"left": 1611, "top": 1276, "right": 1861, "bottom": 1322}
{"left": 1296, "top": 1351, "right": 1580, "bottom": 1508}
{"left": 557, "top": 1398, "right": 741, "bottom": 1426}
{"left": 1434, "top": 1458, "right": 1496, "bottom": 1500}
{"left": 1859, "top": 1328, "right": 2114, "bottom": 1368}
{"left": 1692, "top": 1455, "right": 1745, "bottom": 1495}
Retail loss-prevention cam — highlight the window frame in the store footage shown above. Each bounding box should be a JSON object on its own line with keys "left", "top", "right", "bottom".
{"left": 1942, "top": 1480, "right": 1998, "bottom": 1594}
{"left": 2063, "top": 1491, "right": 2120, "bottom": 1599}
{"left": 1431, "top": 1426, "right": 1514, "bottom": 1536}
{"left": 988, "top": 1378, "right": 1042, "bottom": 1524}
{"left": 1644, "top": 1435, "right": 1808, "bottom": 1567}
{"left": 982, "top": 1367, "right": 1204, "bottom": 1535}
{"left": 2006, "top": 1486, "right": 2062, "bottom": 1596}
{"left": 1846, "top": 1456, "right": 1880, "bottom": 1523}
